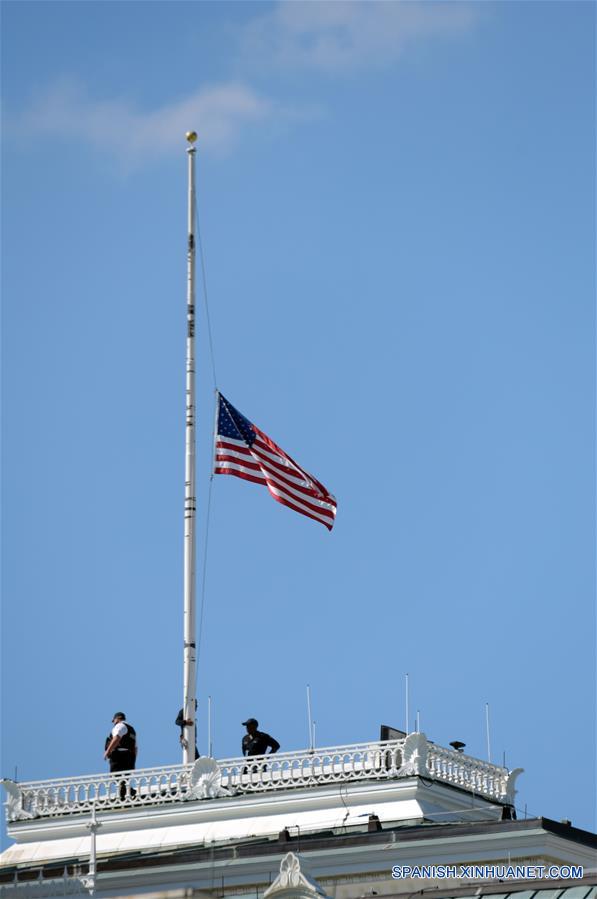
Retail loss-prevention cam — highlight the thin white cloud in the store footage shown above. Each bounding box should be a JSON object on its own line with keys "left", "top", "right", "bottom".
{"left": 243, "top": 1, "right": 478, "bottom": 71}
{"left": 17, "top": 80, "right": 276, "bottom": 163}
{"left": 14, "top": 3, "right": 479, "bottom": 164}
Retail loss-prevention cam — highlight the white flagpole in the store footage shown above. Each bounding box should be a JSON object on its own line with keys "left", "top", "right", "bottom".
{"left": 182, "top": 131, "right": 198, "bottom": 764}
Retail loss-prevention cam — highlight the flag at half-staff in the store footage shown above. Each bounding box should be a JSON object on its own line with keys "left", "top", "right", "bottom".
{"left": 214, "top": 392, "right": 337, "bottom": 530}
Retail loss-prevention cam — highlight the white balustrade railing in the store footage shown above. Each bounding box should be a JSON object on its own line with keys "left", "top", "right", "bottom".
{"left": 426, "top": 745, "right": 509, "bottom": 798}
{"left": 3, "top": 738, "right": 513, "bottom": 823}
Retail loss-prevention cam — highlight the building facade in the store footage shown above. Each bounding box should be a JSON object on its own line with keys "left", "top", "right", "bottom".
{"left": 1, "top": 732, "right": 595, "bottom": 897}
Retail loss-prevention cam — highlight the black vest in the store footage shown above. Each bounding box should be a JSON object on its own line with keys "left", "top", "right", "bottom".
{"left": 105, "top": 723, "right": 137, "bottom": 754}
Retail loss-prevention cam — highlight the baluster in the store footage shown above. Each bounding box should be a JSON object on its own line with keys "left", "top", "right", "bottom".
{"left": 255, "top": 758, "right": 264, "bottom": 788}
{"left": 165, "top": 773, "right": 174, "bottom": 799}
{"left": 299, "top": 756, "right": 309, "bottom": 784}
{"left": 335, "top": 753, "right": 342, "bottom": 777}
{"left": 24, "top": 789, "right": 34, "bottom": 816}
{"left": 97, "top": 779, "right": 108, "bottom": 804}
{"left": 346, "top": 751, "right": 354, "bottom": 777}
{"left": 432, "top": 753, "right": 440, "bottom": 780}
{"left": 356, "top": 750, "right": 364, "bottom": 776}
{"left": 314, "top": 753, "right": 323, "bottom": 781}
{"left": 430, "top": 753, "right": 438, "bottom": 780}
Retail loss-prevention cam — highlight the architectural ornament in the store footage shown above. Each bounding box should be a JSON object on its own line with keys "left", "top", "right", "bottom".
{"left": 504, "top": 767, "right": 524, "bottom": 804}
{"left": 264, "top": 853, "right": 330, "bottom": 899}
{"left": 1, "top": 780, "right": 34, "bottom": 821}
{"left": 186, "top": 758, "right": 229, "bottom": 800}
{"left": 397, "top": 733, "right": 429, "bottom": 777}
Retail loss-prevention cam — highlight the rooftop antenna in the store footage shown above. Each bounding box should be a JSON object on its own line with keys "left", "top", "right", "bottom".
{"left": 485, "top": 702, "right": 492, "bottom": 763}
{"left": 182, "top": 130, "right": 198, "bottom": 765}
{"left": 312, "top": 720, "right": 317, "bottom": 749}
{"left": 306, "top": 685, "right": 314, "bottom": 751}
{"left": 405, "top": 673, "right": 410, "bottom": 735}
{"left": 416, "top": 709, "right": 420, "bottom": 733}
{"left": 208, "top": 695, "right": 213, "bottom": 758}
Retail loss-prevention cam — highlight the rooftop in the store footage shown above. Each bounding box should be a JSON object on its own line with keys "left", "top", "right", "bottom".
{"left": 1, "top": 734, "right": 521, "bottom": 863}
{"left": 2, "top": 733, "right": 595, "bottom": 899}
{"left": 3, "top": 734, "right": 519, "bottom": 827}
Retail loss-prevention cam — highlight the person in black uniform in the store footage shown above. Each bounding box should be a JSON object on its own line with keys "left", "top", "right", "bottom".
{"left": 175, "top": 700, "right": 199, "bottom": 759}
{"left": 241, "top": 718, "right": 280, "bottom": 757}
{"left": 104, "top": 712, "right": 137, "bottom": 800}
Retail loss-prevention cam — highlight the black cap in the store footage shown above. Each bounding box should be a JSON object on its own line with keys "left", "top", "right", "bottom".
{"left": 242, "top": 718, "right": 258, "bottom": 727}
{"left": 113, "top": 712, "right": 126, "bottom": 720}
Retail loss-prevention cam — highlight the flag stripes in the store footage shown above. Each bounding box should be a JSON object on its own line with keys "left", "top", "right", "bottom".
{"left": 214, "top": 394, "right": 337, "bottom": 530}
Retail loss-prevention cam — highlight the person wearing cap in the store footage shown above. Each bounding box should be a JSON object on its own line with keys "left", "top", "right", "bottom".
{"left": 241, "top": 718, "right": 280, "bottom": 757}
{"left": 104, "top": 712, "right": 138, "bottom": 800}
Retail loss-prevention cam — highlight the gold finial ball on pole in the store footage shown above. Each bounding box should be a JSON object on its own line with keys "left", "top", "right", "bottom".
{"left": 186, "top": 131, "right": 198, "bottom": 144}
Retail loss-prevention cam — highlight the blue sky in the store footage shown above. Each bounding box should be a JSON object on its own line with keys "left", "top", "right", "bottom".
{"left": 1, "top": 0, "right": 595, "bottom": 846}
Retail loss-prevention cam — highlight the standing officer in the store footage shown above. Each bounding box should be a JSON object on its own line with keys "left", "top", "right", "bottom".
{"left": 241, "top": 718, "right": 280, "bottom": 757}
{"left": 104, "top": 712, "right": 137, "bottom": 799}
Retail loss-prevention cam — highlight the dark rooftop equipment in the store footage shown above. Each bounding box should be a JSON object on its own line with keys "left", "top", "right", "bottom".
{"left": 450, "top": 741, "right": 466, "bottom": 752}
{"left": 380, "top": 725, "right": 408, "bottom": 741}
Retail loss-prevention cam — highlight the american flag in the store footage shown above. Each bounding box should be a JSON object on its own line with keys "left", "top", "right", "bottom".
{"left": 214, "top": 393, "right": 337, "bottom": 530}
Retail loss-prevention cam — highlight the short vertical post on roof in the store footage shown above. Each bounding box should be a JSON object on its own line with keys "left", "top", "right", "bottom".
{"left": 485, "top": 702, "right": 492, "bottom": 763}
